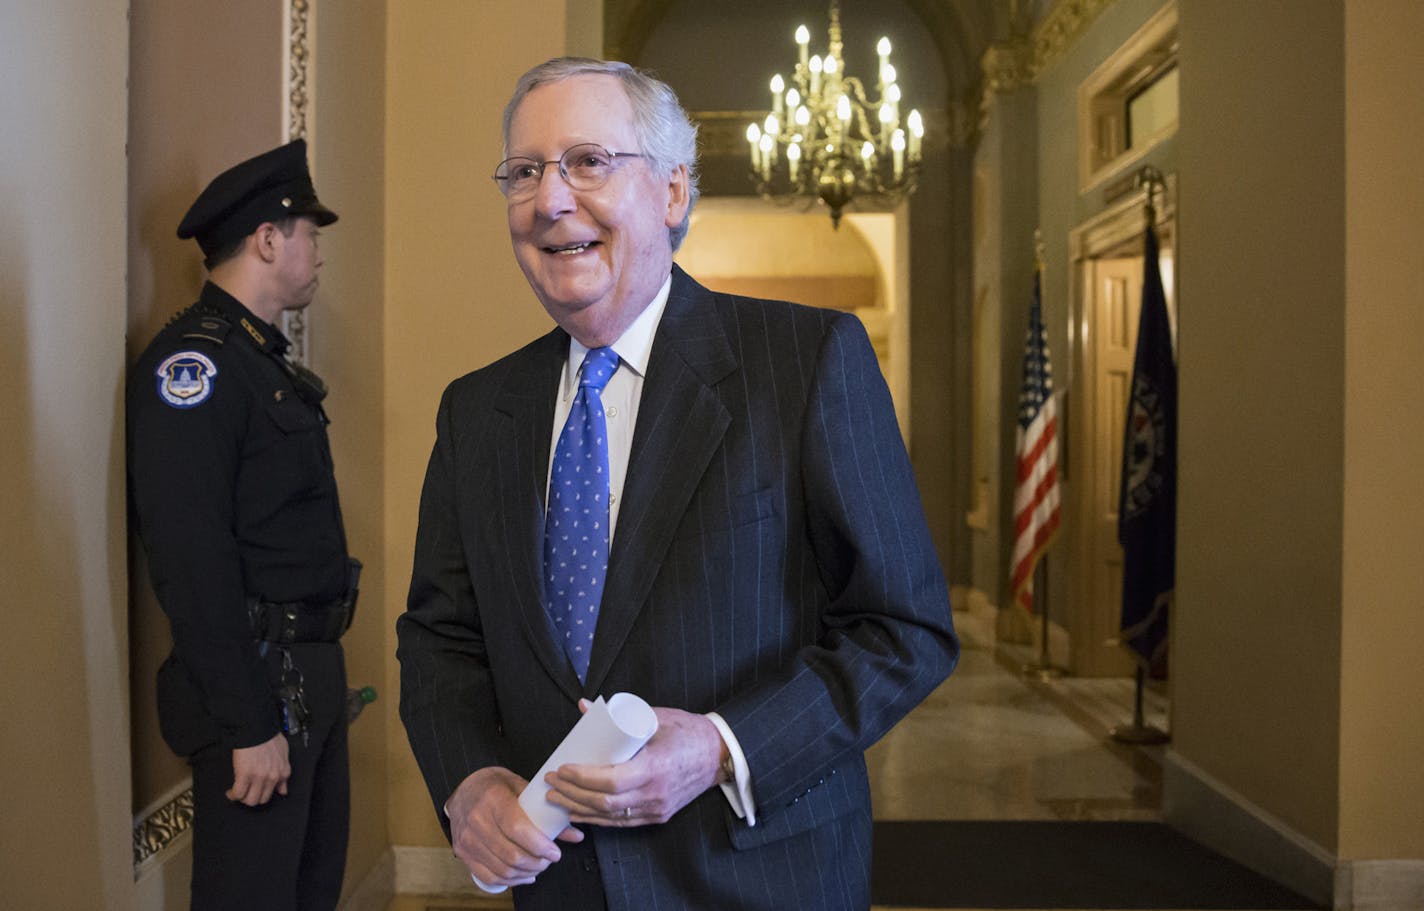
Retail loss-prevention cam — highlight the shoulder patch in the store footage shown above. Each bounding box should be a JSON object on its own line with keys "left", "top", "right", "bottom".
{"left": 155, "top": 351, "right": 219, "bottom": 408}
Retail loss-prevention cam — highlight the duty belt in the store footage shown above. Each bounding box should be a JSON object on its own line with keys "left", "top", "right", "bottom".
{"left": 250, "top": 599, "right": 352, "bottom": 643}
{"left": 248, "top": 558, "right": 361, "bottom": 643}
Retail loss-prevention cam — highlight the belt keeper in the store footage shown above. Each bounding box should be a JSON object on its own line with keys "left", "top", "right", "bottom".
{"left": 282, "top": 607, "right": 298, "bottom": 642}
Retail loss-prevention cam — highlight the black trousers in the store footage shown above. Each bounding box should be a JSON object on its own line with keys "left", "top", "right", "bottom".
{"left": 189, "top": 643, "right": 349, "bottom": 911}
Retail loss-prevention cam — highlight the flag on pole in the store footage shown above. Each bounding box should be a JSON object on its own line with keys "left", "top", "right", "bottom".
{"left": 1010, "top": 270, "right": 1062, "bottom": 613}
{"left": 1118, "top": 223, "right": 1176, "bottom": 670}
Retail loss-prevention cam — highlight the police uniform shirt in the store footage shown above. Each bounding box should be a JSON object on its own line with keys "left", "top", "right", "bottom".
{"left": 128, "top": 281, "right": 350, "bottom": 752}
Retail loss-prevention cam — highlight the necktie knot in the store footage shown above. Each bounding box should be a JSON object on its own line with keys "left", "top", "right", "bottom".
{"left": 579, "top": 347, "right": 620, "bottom": 393}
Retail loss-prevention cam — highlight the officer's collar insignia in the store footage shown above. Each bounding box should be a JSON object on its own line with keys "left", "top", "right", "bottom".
{"left": 240, "top": 317, "right": 268, "bottom": 348}
{"left": 156, "top": 351, "right": 218, "bottom": 409}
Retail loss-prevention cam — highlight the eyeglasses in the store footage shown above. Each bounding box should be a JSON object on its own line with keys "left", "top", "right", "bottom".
{"left": 492, "top": 143, "right": 645, "bottom": 200}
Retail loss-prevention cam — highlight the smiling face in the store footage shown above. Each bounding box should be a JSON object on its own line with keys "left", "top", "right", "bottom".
{"left": 505, "top": 74, "right": 690, "bottom": 347}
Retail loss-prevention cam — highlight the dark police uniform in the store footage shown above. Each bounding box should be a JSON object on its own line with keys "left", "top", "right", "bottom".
{"left": 127, "top": 140, "right": 355, "bottom": 911}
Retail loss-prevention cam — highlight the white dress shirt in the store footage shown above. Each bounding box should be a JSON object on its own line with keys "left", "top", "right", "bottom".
{"left": 546, "top": 274, "right": 757, "bottom": 826}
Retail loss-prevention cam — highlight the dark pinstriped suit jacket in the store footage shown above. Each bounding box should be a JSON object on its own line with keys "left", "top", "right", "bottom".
{"left": 397, "top": 266, "right": 958, "bottom": 911}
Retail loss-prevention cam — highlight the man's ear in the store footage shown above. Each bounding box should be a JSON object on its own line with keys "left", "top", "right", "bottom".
{"left": 250, "top": 222, "right": 281, "bottom": 263}
{"left": 664, "top": 163, "right": 691, "bottom": 229}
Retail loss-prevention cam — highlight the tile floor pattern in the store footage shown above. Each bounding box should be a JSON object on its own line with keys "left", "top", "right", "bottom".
{"left": 384, "top": 601, "right": 1178, "bottom": 911}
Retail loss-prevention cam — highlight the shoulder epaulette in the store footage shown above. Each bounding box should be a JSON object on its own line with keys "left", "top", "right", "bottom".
{"left": 167, "top": 303, "right": 233, "bottom": 347}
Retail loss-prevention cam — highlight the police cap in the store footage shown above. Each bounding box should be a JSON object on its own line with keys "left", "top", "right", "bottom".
{"left": 177, "top": 139, "right": 338, "bottom": 257}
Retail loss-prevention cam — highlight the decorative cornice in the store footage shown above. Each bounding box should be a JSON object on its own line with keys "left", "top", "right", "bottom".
{"left": 133, "top": 784, "right": 194, "bottom": 874}
{"left": 978, "top": 0, "right": 1115, "bottom": 127}
{"left": 982, "top": 39, "right": 1035, "bottom": 95}
{"left": 1031, "top": 0, "right": 1116, "bottom": 75}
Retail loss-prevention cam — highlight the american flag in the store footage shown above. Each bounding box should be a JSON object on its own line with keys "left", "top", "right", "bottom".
{"left": 1010, "top": 271, "right": 1062, "bottom": 612}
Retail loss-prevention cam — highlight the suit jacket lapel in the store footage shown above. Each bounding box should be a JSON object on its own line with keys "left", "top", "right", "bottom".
{"left": 585, "top": 268, "right": 736, "bottom": 693}
{"left": 491, "top": 328, "right": 585, "bottom": 701}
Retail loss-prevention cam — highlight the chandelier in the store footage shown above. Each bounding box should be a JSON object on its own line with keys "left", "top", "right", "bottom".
{"left": 745, "top": 0, "right": 923, "bottom": 228}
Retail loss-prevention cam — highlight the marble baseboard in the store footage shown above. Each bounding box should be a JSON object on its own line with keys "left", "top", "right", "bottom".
{"left": 1335, "top": 859, "right": 1424, "bottom": 911}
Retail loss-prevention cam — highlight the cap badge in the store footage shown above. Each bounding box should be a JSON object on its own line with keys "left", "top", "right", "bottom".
{"left": 281, "top": 197, "right": 292, "bottom": 208}
{"left": 156, "top": 351, "right": 218, "bottom": 408}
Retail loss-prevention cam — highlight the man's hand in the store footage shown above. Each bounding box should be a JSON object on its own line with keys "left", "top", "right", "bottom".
{"left": 227, "top": 733, "right": 290, "bottom": 806}
{"left": 543, "top": 705, "right": 724, "bottom": 827}
{"left": 446, "top": 766, "right": 584, "bottom": 888}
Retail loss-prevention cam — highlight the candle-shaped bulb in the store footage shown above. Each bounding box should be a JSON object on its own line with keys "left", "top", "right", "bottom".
{"left": 796, "top": 25, "right": 810, "bottom": 46}
{"left": 887, "top": 83, "right": 901, "bottom": 104}
{"left": 877, "top": 37, "right": 892, "bottom": 58}
{"left": 837, "top": 95, "right": 851, "bottom": 122}
{"left": 795, "top": 105, "right": 811, "bottom": 127}
{"left": 824, "top": 55, "right": 839, "bottom": 75}
{"left": 788, "top": 142, "right": 802, "bottom": 181}
{"left": 770, "top": 74, "right": 784, "bottom": 94}
{"left": 879, "top": 103, "right": 895, "bottom": 125}
{"left": 908, "top": 109, "right": 924, "bottom": 159}
{"left": 764, "top": 113, "right": 780, "bottom": 137}
{"left": 861, "top": 140, "right": 875, "bottom": 171}
{"left": 809, "top": 55, "right": 823, "bottom": 75}
{"left": 746, "top": 122, "right": 761, "bottom": 168}
{"left": 892, "top": 128, "right": 906, "bottom": 179}
{"left": 786, "top": 88, "right": 801, "bottom": 109}
{"left": 881, "top": 63, "right": 897, "bottom": 87}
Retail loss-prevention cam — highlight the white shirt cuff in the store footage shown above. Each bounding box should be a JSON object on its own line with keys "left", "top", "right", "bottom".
{"left": 705, "top": 711, "right": 757, "bottom": 827}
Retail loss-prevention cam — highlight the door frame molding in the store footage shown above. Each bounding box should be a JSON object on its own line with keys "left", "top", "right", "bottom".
{"left": 1064, "top": 173, "right": 1176, "bottom": 676}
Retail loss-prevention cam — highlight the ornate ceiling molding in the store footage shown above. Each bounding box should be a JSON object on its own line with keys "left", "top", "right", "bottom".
{"left": 1031, "top": 0, "right": 1116, "bottom": 75}
{"left": 978, "top": 0, "right": 1114, "bottom": 126}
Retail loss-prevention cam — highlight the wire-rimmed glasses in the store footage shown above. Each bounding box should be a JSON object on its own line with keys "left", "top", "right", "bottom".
{"left": 493, "top": 143, "right": 645, "bottom": 200}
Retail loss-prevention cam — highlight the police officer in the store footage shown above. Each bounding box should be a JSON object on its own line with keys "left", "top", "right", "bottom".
{"left": 128, "top": 139, "right": 357, "bottom": 911}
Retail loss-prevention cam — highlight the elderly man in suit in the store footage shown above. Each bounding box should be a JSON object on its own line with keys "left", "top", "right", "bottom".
{"left": 396, "top": 57, "right": 958, "bottom": 911}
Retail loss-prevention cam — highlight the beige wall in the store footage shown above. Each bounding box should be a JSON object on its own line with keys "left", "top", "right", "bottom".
{"left": 0, "top": 1, "right": 134, "bottom": 907}
{"left": 1339, "top": 0, "right": 1424, "bottom": 861}
{"left": 313, "top": 0, "right": 391, "bottom": 892}
{"left": 383, "top": 0, "right": 592, "bottom": 849}
{"left": 1175, "top": 1, "right": 1346, "bottom": 850}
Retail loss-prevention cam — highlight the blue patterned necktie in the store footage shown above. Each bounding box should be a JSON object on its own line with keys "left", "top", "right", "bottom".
{"left": 544, "top": 346, "right": 620, "bottom": 682}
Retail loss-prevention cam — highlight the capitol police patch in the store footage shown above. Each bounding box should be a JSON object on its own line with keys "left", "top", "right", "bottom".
{"left": 156, "top": 351, "right": 218, "bottom": 408}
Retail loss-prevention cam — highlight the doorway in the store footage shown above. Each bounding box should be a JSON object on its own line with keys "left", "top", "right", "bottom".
{"left": 1066, "top": 177, "right": 1177, "bottom": 678}
{"left": 673, "top": 197, "right": 913, "bottom": 440}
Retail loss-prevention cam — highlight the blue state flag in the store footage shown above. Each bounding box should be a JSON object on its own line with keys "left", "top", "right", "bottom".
{"left": 1118, "top": 223, "right": 1175, "bottom": 672}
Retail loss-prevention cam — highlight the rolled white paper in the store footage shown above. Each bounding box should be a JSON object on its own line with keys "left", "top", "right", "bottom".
{"left": 472, "top": 693, "right": 659, "bottom": 894}
{"left": 519, "top": 693, "right": 659, "bottom": 836}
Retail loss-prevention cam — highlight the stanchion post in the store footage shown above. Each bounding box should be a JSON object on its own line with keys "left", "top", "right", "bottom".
{"left": 1022, "top": 558, "right": 1066, "bottom": 680}
{"left": 1110, "top": 665, "right": 1169, "bottom": 744}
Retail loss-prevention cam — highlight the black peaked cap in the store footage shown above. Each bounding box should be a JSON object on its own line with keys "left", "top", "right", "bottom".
{"left": 177, "top": 139, "right": 337, "bottom": 257}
